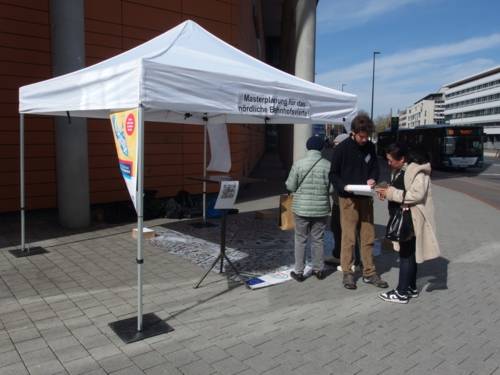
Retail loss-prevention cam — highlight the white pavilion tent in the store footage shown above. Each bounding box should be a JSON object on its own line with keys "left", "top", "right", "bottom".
{"left": 18, "top": 19, "right": 357, "bottom": 336}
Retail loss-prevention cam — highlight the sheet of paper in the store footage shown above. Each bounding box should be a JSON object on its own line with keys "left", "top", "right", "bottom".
{"left": 344, "top": 184, "right": 373, "bottom": 196}
{"left": 214, "top": 180, "right": 239, "bottom": 209}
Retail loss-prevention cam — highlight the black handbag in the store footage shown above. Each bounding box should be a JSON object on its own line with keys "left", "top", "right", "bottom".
{"left": 385, "top": 191, "right": 414, "bottom": 242}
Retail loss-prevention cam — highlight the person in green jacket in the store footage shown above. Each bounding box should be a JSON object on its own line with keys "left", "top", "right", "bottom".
{"left": 285, "top": 136, "right": 331, "bottom": 282}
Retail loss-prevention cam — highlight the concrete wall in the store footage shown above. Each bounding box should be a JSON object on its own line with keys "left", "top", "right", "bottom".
{"left": 0, "top": 0, "right": 266, "bottom": 213}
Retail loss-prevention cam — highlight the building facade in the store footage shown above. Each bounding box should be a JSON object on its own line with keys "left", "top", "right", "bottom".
{"left": 398, "top": 109, "right": 408, "bottom": 128}
{"left": 1, "top": 0, "right": 315, "bottom": 219}
{"left": 399, "top": 93, "right": 444, "bottom": 128}
{"left": 443, "top": 66, "right": 500, "bottom": 148}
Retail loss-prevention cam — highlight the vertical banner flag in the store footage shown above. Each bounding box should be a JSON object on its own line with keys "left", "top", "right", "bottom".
{"left": 110, "top": 108, "right": 139, "bottom": 210}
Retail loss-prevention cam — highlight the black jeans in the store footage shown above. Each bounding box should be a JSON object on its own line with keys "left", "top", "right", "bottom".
{"left": 397, "top": 237, "right": 417, "bottom": 296}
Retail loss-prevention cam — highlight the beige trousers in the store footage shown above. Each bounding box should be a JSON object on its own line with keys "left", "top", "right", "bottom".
{"left": 339, "top": 197, "right": 376, "bottom": 277}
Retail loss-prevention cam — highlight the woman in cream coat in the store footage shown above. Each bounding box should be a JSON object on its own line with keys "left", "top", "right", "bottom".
{"left": 376, "top": 144, "right": 440, "bottom": 304}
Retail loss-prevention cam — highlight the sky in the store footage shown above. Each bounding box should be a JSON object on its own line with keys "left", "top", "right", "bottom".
{"left": 315, "top": 0, "right": 500, "bottom": 118}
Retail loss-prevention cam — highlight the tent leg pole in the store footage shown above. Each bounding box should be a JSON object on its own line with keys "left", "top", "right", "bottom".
{"left": 203, "top": 119, "right": 207, "bottom": 223}
{"left": 137, "top": 106, "right": 144, "bottom": 332}
{"left": 108, "top": 107, "right": 173, "bottom": 343}
{"left": 20, "top": 113, "right": 25, "bottom": 252}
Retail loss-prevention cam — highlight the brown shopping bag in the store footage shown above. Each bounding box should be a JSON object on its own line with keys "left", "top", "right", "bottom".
{"left": 279, "top": 194, "right": 294, "bottom": 230}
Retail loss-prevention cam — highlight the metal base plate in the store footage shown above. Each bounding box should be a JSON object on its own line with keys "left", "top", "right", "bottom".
{"left": 109, "top": 313, "right": 174, "bottom": 344}
{"left": 9, "top": 246, "right": 49, "bottom": 258}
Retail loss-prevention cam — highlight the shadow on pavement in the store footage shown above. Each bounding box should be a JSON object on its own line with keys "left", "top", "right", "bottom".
{"left": 374, "top": 250, "right": 449, "bottom": 292}
{"left": 374, "top": 251, "right": 399, "bottom": 277}
{"left": 169, "top": 280, "right": 243, "bottom": 318}
{"left": 0, "top": 207, "right": 137, "bottom": 250}
{"left": 418, "top": 256, "right": 449, "bottom": 291}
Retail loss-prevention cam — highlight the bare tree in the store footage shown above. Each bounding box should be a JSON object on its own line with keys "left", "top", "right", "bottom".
{"left": 374, "top": 114, "right": 391, "bottom": 133}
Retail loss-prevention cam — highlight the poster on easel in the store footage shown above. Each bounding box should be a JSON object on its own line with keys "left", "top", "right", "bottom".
{"left": 214, "top": 181, "right": 239, "bottom": 209}
{"left": 110, "top": 108, "right": 139, "bottom": 211}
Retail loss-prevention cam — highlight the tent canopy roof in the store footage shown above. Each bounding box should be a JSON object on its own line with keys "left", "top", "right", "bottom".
{"left": 19, "top": 20, "right": 356, "bottom": 125}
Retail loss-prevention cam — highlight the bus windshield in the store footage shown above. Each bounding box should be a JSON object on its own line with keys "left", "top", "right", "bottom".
{"left": 454, "top": 136, "right": 483, "bottom": 156}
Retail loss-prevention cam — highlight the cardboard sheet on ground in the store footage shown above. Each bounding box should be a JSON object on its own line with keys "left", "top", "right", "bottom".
{"left": 247, "top": 265, "right": 313, "bottom": 290}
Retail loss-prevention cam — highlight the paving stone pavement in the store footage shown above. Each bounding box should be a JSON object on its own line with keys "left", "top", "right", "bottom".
{"left": 1, "top": 181, "right": 500, "bottom": 375}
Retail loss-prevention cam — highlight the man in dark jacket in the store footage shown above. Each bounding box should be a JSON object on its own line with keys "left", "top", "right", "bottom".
{"left": 325, "top": 133, "right": 360, "bottom": 269}
{"left": 330, "top": 114, "right": 388, "bottom": 290}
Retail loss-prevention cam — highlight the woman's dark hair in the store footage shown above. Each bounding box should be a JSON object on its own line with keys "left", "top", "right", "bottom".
{"left": 407, "top": 147, "right": 429, "bottom": 165}
{"left": 385, "top": 142, "right": 408, "bottom": 161}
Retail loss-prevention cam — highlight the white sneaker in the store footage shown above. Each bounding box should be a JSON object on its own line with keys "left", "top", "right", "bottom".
{"left": 378, "top": 289, "right": 409, "bottom": 304}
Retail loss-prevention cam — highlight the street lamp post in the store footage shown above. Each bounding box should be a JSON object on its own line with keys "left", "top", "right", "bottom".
{"left": 370, "top": 51, "right": 380, "bottom": 120}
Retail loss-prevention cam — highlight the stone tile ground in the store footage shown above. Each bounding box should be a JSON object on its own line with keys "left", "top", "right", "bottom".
{"left": 1, "top": 179, "right": 500, "bottom": 375}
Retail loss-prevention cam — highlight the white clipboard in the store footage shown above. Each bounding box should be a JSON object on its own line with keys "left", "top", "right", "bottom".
{"left": 344, "top": 184, "right": 373, "bottom": 196}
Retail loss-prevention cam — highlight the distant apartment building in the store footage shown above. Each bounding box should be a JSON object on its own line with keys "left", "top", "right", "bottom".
{"left": 399, "top": 93, "right": 444, "bottom": 128}
{"left": 443, "top": 66, "right": 500, "bottom": 147}
{"left": 398, "top": 109, "right": 408, "bottom": 128}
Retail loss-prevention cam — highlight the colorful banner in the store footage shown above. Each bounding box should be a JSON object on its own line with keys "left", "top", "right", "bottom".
{"left": 110, "top": 108, "right": 139, "bottom": 210}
